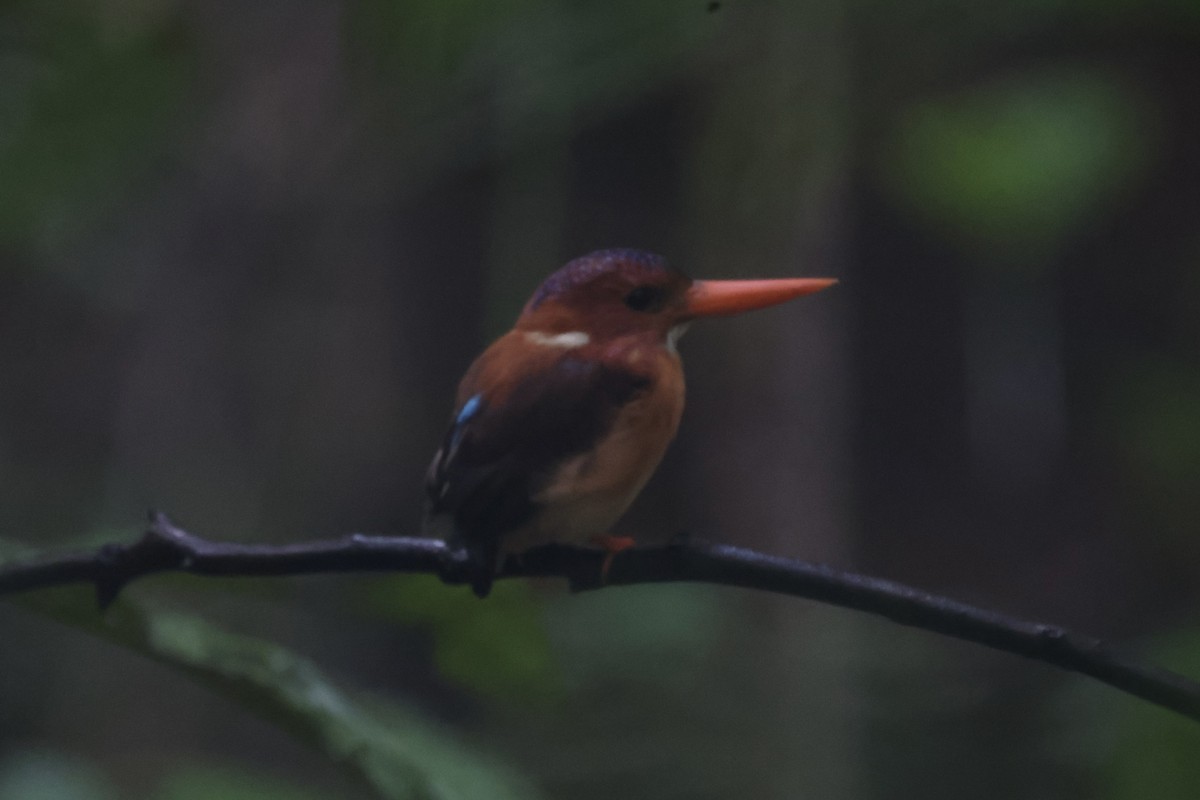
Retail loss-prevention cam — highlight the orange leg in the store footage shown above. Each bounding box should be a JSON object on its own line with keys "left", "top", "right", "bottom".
{"left": 588, "top": 534, "right": 636, "bottom": 582}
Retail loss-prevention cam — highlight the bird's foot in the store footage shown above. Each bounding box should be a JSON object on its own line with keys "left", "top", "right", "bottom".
{"left": 588, "top": 533, "right": 636, "bottom": 583}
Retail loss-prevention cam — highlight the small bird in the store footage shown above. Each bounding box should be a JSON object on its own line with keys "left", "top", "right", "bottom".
{"left": 424, "top": 249, "right": 835, "bottom": 596}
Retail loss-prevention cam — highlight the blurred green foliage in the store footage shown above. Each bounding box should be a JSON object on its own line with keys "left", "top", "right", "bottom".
{"left": 1107, "top": 359, "right": 1200, "bottom": 542}
{"left": 343, "top": 0, "right": 720, "bottom": 190}
{"left": 1055, "top": 629, "right": 1200, "bottom": 800}
{"left": 883, "top": 67, "right": 1154, "bottom": 255}
{"left": 0, "top": 0, "right": 187, "bottom": 254}
{"left": 154, "top": 764, "right": 324, "bottom": 800}
{"left": 542, "top": 584, "right": 724, "bottom": 689}
{"left": 1, "top": 542, "right": 542, "bottom": 800}
{"left": 0, "top": 753, "right": 329, "bottom": 800}
{"left": 1101, "top": 631, "right": 1200, "bottom": 799}
{"left": 363, "top": 575, "right": 560, "bottom": 704}
{"left": 2, "top": 0, "right": 1199, "bottom": 797}
{"left": 0, "top": 750, "right": 117, "bottom": 800}
{"left": 359, "top": 577, "right": 725, "bottom": 705}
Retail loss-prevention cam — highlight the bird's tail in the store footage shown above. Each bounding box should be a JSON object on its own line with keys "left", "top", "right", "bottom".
{"left": 450, "top": 528, "right": 498, "bottom": 599}
{"left": 466, "top": 548, "right": 495, "bottom": 599}
{"left": 426, "top": 513, "right": 497, "bottom": 598}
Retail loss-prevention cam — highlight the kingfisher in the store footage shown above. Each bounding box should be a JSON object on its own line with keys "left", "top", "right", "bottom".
{"left": 425, "top": 249, "right": 835, "bottom": 596}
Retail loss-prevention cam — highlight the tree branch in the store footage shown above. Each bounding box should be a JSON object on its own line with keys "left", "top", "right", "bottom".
{"left": 3, "top": 512, "right": 1198, "bottom": 723}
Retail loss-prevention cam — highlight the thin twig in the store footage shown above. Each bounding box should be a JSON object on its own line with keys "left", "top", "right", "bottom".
{"left": 2, "top": 512, "right": 1198, "bottom": 723}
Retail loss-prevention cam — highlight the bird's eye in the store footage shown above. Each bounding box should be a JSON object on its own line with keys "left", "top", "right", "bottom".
{"left": 624, "top": 286, "right": 664, "bottom": 312}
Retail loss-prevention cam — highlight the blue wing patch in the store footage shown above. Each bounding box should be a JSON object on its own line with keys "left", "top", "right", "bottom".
{"left": 457, "top": 393, "right": 483, "bottom": 426}
{"left": 449, "top": 393, "right": 483, "bottom": 454}
{"left": 428, "top": 393, "right": 485, "bottom": 504}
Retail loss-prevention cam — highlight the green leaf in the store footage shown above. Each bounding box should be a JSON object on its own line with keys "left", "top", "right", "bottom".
{"left": 1, "top": 553, "right": 542, "bottom": 800}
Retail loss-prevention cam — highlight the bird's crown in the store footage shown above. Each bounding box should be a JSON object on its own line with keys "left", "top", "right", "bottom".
{"left": 525, "top": 249, "right": 690, "bottom": 313}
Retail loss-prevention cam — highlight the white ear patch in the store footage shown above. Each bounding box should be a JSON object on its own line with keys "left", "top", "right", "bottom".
{"left": 525, "top": 331, "right": 591, "bottom": 348}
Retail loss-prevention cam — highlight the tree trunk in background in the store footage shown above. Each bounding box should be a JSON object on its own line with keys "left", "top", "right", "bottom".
{"left": 681, "top": 2, "right": 859, "bottom": 796}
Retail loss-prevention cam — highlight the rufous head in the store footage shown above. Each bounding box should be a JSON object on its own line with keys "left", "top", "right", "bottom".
{"left": 516, "top": 249, "right": 835, "bottom": 346}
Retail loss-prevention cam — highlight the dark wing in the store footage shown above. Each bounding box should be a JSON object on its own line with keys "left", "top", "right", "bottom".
{"left": 425, "top": 353, "right": 649, "bottom": 563}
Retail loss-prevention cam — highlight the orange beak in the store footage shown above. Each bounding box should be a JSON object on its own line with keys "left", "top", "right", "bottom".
{"left": 683, "top": 277, "right": 837, "bottom": 318}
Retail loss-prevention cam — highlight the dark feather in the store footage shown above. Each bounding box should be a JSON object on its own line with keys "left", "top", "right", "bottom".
{"left": 426, "top": 354, "right": 650, "bottom": 595}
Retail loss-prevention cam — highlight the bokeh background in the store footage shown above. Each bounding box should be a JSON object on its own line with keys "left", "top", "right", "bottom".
{"left": 2, "top": 1, "right": 1200, "bottom": 798}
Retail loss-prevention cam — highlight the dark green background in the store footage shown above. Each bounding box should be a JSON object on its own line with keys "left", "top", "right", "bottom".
{"left": 2, "top": 1, "right": 1199, "bottom": 797}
